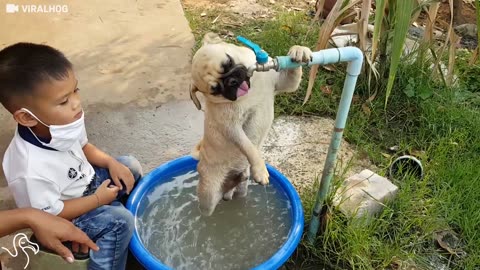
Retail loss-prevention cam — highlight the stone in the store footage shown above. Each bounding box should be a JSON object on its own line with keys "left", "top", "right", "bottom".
{"left": 454, "top": 23, "right": 478, "bottom": 39}
{"left": 333, "top": 169, "right": 398, "bottom": 219}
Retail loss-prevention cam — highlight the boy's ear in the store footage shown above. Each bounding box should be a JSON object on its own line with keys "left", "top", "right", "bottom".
{"left": 13, "top": 110, "right": 38, "bottom": 127}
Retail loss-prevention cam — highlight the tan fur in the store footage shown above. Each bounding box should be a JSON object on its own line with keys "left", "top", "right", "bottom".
{"left": 191, "top": 33, "right": 312, "bottom": 216}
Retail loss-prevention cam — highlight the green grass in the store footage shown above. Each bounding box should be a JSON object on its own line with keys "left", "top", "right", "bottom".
{"left": 184, "top": 7, "right": 480, "bottom": 269}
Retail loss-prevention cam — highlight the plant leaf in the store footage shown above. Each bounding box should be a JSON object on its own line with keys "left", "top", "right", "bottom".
{"left": 305, "top": 0, "right": 346, "bottom": 105}
{"left": 447, "top": 31, "right": 459, "bottom": 86}
{"left": 423, "top": 2, "right": 440, "bottom": 44}
{"left": 314, "top": 0, "right": 326, "bottom": 21}
{"left": 431, "top": 0, "right": 454, "bottom": 80}
{"left": 370, "top": 0, "right": 387, "bottom": 61}
{"left": 358, "top": 0, "right": 372, "bottom": 52}
{"left": 385, "top": 0, "right": 416, "bottom": 108}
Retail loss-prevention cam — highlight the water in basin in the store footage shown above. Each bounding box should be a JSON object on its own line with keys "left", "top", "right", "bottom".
{"left": 135, "top": 170, "right": 292, "bottom": 270}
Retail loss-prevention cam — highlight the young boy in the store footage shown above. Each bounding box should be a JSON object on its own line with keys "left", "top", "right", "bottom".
{"left": 0, "top": 42, "right": 143, "bottom": 270}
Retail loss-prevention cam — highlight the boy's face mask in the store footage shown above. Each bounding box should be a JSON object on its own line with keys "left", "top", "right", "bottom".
{"left": 20, "top": 108, "right": 86, "bottom": 151}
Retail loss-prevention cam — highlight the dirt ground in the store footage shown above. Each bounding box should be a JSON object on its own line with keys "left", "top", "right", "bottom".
{"left": 417, "top": 1, "right": 477, "bottom": 27}
{"left": 182, "top": 0, "right": 313, "bottom": 19}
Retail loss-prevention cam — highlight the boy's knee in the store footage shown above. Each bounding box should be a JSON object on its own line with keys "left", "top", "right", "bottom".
{"left": 116, "top": 155, "right": 143, "bottom": 181}
{"left": 110, "top": 207, "right": 135, "bottom": 237}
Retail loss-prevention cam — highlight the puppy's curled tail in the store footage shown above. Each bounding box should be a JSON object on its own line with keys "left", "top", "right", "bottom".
{"left": 202, "top": 32, "right": 222, "bottom": 45}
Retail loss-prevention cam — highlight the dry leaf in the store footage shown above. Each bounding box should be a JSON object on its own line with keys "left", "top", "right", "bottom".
{"left": 281, "top": 25, "right": 292, "bottom": 32}
{"left": 212, "top": 15, "right": 220, "bottom": 24}
{"left": 381, "top": 153, "right": 391, "bottom": 158}
{"left": 410, "top": 149, "right": 426, "bottom": 158}
{"left": 434, "top": 230, "right": 467, "bottom": 257}
{"left": 321, "top": 85, "right": 332, "bottom": 95}
{"left": 361, "top": 102, "right": 371, "bottom": 116}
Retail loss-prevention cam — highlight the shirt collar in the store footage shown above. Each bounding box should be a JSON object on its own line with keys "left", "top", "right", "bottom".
{"left": 18, "top": 125, "right": 57, "bottom": 151}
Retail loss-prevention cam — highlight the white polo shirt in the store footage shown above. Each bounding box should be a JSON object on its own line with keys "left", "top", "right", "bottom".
{"left": 2, "top": 125, "right": 95, "bottom": 215}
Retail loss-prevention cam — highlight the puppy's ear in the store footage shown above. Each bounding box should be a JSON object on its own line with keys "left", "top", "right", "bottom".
{"left": 190, "top": 84, "right": 202, "bottom": 111}
{"left": 202, "top": 32, "right": 222, "bottom": 45}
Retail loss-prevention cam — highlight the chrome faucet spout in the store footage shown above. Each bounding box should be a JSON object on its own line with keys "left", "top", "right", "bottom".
{"left": 246, "top": 60, "right": 279, "bottom": 77}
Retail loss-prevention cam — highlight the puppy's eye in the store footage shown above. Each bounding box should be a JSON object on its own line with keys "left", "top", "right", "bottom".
{"left": 227, "top": 78, "right": 239, "bottom": 87}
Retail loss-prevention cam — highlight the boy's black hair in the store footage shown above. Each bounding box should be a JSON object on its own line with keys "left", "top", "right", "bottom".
{"left": 0, "top": 42, "right": 72, "bottom": 109}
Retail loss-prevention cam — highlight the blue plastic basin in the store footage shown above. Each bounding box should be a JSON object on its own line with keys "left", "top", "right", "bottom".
{"left": 126, "top": 155, "right": 304, "bottom": 270}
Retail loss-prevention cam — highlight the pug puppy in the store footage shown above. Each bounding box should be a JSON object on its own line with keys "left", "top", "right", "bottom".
{"left": 190, "top": 33, "right": 312, "bottom": 216}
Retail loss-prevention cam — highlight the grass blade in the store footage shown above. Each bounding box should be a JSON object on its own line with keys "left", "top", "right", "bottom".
{"left": 385, "top": 0, "right": 416, "bottom": 108}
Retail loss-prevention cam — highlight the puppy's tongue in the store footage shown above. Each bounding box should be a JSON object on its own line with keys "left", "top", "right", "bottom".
{"left": 237, "top": 81, "right": 250, "bottom": 97}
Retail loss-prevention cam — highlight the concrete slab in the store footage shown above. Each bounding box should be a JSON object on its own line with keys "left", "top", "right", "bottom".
{"left": 333, "top": 169, "right": 398, "bottom": 219}
{"left": 263, "top": 116, "right": 374, "bottom": 193}
{"left": 83, "top": 100, "right": 203, "bottom": 173}
{"left": 0, "top": 0, "right": 195, "bottom": 187}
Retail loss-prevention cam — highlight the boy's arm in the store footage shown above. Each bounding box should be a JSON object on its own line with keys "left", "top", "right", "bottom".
{"left": 59, "top": 180, "right": 120, "bottom": 220}
{"left": 82, "top": 143, "right": 134, "bottom": 194}
{"left": 82, "top": 143, "right": 115, "bottom": 168}
{"left": 58, "top": 194, "right": 99, "bottom": 221}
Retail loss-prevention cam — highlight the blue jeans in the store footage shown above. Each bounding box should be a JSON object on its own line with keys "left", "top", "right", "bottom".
{"left": 73, "top": 156, "right": 143, "bottom": 270}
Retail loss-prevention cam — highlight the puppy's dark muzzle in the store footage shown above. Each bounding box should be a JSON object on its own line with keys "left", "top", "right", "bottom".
{"left": 219, "top": 64, "right": 250, "bottom": 88}
{"left": 212, "top": 64, "right": 251, "bottom": 101}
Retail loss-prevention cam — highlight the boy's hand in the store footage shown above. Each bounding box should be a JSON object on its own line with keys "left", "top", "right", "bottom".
{"left": 95, "top": 180, "right": 120, "bottom": 205}
{"left": 107, "top": 159, "right": 135, "bottom": 194}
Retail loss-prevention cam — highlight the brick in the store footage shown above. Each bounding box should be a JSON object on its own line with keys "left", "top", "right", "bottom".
{"left": 333, "top": 169, "right": 398, "bottom": 219}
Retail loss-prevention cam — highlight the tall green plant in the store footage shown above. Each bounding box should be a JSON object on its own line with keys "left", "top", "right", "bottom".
{"left": 384, "top": 0, "right": 417, "bottom": 107}
{"left": 306, "top": 0, "right": 455, "bottom": 108}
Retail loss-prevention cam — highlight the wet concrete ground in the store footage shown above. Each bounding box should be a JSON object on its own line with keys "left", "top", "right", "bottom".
{"left": 263, "top": 116, "right": 373, "bottom": 194}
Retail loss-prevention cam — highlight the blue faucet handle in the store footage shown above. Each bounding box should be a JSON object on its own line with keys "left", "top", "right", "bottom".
{"left": 236, "top": 36, "right": 269, "bottom": 64}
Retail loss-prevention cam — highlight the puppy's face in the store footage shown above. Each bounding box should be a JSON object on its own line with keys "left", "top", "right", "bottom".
{"left": 211, "top": 54, "right": 250, "bottom": 101}
{"left": 191, "top": 40, "right": 256, "bottom": 106}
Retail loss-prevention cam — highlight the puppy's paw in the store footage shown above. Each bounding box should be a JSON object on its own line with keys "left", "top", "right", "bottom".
{"left": 223, "top": 189, "right": 234, "bottom": 201}
{"left": 288, "top": 45, "right": 313, "bottom": 64}
{"left": 251, "top": 163, "right": 269, "bottom": 186}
